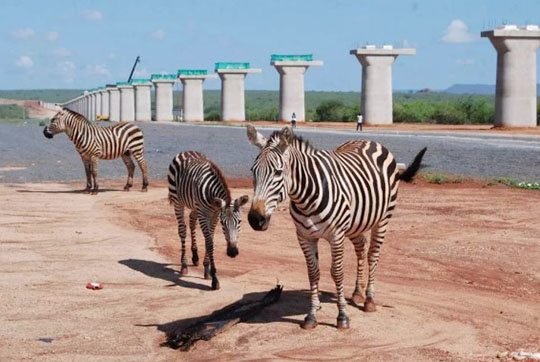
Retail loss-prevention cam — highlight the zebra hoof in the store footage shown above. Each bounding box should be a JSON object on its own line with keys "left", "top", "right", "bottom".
{"left": 83, "top": 188, "right": 91, "bottom": 194}
{"left": 141, "top": 187, "right": 148, "bottom": 192}
{"left": 301, "top": 314, "right": 318, "bottom": 329}
{"left": 123, "top": 185, "right": 131, "bottom": 191}
{"left": 180, "top": 264, "right": 188, "bottom": 276}
{"left": 192, "top": 254, "right": 199, "bottom": 266}
{"left": 351, "top": 290, "right": 365, "bottom": 307}
{"left": 211, "top": 279, "right": 220, "bottom": 290}
{"left": 90, "top": 191, "right": 98, "bottom": 196}
{"left": 364, "top": 299, "right": 377, "bottom": 313}
{"left": 337, "top": 314, "right": 350, "bottom": 330}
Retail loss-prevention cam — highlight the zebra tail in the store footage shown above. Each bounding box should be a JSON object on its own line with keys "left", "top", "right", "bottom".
{"left": 398, "top": 147, "right": 427, "bottom": 183}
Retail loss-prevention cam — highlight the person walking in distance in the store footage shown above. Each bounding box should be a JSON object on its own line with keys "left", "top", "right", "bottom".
{"left": 291, "top": 112, "right": 297, "bottom": 129}
{"left": 356, "top": 113, "right": 363, "bottom": 132}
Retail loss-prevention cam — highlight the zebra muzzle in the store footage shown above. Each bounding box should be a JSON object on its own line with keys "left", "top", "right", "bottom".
{"left": 227, "top": 246, "right": 239, "bottom": 258}
{"left": 248, "top": 210, "right": 270, "bottom": 231}
{"left": 43, "top": 127, "right": 53, "bottom": 139}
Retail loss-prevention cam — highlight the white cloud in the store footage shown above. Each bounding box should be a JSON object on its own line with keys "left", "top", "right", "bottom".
{"left": 15, "top": 55, "right": 33, "bottom": 68}
{"left": 86, "top": 64, "right": 110, "bottom": 76}
{"left": 442, "top": 19, "right": 476, "bottom": 43}
{"left": 47, "top": 31, "right": 59, "bottom": 41}
{"left": 11, "top": 28, "right": 35, "bottom": 39}
{"left": 52, "top": 48, "right": 71, "bottom": 57}
{"left": 109, "top": 52, "right": 117, "bottom": 60}
{"left": 84, "top": 10, "right": 103, "bottom": 21}
{"left": 151, "top": 29, "right": 166, "bottom": 39}
{"left": 456, "top": 58, "right": 474, "bottom": 65}
{"left": 58, "top": 61, "right": 76, "bottom": 83}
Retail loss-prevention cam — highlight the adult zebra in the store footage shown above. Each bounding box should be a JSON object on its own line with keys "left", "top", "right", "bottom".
{"left": 168, "top": 151, "right": 249, "bottom": 290}
{"left": 246, "top": 125, "right": 426, "bottom": 329}
{"left": 43, "top": 108, "right": 148, "bottom": 194}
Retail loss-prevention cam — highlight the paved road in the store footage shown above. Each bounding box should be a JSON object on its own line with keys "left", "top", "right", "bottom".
{"left": 1, "top": 122, "right": 539, "bottom": 184}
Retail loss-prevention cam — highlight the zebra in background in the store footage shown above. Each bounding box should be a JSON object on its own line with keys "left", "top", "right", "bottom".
{"left": 43, "top": 108, "right": 148, "bottom": 194}
{"left": 246, "top": 125, "right": 426, "bottom": 329}
{"left": 168, "top": 151, "right": 249, "bottom": 290}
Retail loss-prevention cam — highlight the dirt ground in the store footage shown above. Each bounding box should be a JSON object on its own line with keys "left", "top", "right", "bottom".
{"left": 1, "top": 180, "right": 539, "bottom": 361}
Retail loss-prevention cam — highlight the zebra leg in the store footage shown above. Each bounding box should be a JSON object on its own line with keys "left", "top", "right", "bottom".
{"left": 132, "top": 151, "right": 148, "bottom": 192}
{"left": 174, "top": 205, "right": 189, "bottom": 275}
{"left": 121, "top": 153, "right": 135, "bottom": 191}
{"left": 80, "top": 155, "right": 92, "bottom": 193}
{"left": 298, "top": 235, "right": 321, "bottom": 329}
{"left": 351, "top": 234, "right": 368, "bottom": 306}
{"left": 365, "top": 219, "right": 389, "bottom": 313}
{"left": 90, "top": 157, "right": 99, "bottom": 195}
{"left": 330, "top": 234, "right": 349, "bottom": 329}
{"left": 189, "top": 210, "right": 199, "bottom": 266}
{"left": 200, "top": 212, "right": 219, "bottom": 290}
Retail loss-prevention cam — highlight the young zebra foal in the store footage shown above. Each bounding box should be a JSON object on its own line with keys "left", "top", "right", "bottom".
{"left": 168, "top": 151, "right": 249, "bottom": 290}
{"left": 43, "top": 108, "right": 148, "bottom": 194}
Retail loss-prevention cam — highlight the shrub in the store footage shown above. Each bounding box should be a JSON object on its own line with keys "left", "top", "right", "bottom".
{"left": 393, "top": 101, "right": 435, "bottom": 123}
{"left": 314, "top": 100, "right": 358, "bottom": 122}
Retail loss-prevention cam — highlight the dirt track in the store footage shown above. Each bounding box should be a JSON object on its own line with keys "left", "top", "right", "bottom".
{"left": 1, "top": 180, "right": 539, "bottom": 361}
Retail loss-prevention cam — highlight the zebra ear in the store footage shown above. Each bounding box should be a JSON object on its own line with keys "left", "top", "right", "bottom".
{"left": 234, "top": 195, "right": 249, "bottom": 209}
{"left": 212, "top": 198, "right": 227, "bottom": 210}
{"left": 247, "top": 125, "right": 267, "bottom": 149}
{"left": 277, "top": 127, "right": 294, "bottom": 152}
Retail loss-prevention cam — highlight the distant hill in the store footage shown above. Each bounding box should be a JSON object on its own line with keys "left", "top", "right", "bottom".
{"left": 444, "top": 83, "right": 540, "bottom": 95}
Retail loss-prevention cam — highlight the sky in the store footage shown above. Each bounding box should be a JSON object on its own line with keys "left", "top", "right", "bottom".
{"left": 2, "top": 0, "right": 540, "bottom": 91}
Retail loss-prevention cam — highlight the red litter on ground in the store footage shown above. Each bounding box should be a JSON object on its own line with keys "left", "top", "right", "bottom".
{"left": 86, "top": 282, "right": 103, "bottom": 290}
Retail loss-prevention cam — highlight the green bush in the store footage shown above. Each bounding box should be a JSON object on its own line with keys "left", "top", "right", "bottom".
{"left": 205, "top": 110, "right": 220, "bottom": 121}
{"left": 393, "top": 101, "right": 435, "bottom": 123}
{"left": 458, "top": 96, "right": 494, "bottom": 124}
{"left": 314, "top": 100, "right": 358, "bottom": 122}
{"left": 0, "top": 104, "right": 25, "bottom": 119}
{"left": 431, "top": 102, "right": 468, "bottom": 124}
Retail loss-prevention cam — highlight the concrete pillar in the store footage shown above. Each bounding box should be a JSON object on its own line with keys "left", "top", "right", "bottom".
{"left": 94, "top": 90, "right": 102, "bottom": 119}
{"left": 350, "top": 45, "right": 415, "bottom": 125}
{"left": 482, "top": 25, "right": 540, "bottom": 127}
{"left": 117, "top": 82, "right": 135, "bottom": 122}
{"left": 132, "top": 79, "right": 152, "bottom": 122}
{"left": 151, "top": 74, "right": 176, "bottom": 122}
{"left": 178, "top": 70, "right": 215, "bottom": 122}
{"left": 108, "top": 87, "right": 121, "bottom": 122}
{"left": 215, "top": 62, "right": 261, "bottom": 121}
{"left": 100, "top": 89, "right": 110, "bottom": 119}
{"left": 271, "top": 55, "right": 323, "bottom": 122}
{"left": 89, "top": 91, "right": 96, "bottom": 121}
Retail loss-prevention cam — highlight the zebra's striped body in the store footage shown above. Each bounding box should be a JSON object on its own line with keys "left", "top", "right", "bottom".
{"left": 43, "top": 108, "right": 148, "bottom": 194}
{"left": 247, "top": 125, "right": 426, "bottom": 329}
{"left": 168, "top": 151, "right": 249, "bottom": 290}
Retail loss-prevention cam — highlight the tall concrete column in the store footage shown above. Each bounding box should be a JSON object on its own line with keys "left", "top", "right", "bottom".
{"left": 350, "top": 45, "right": 415, "bottom": 125}
{"left": 215, "top": 62, "right": 261, "bottom": 121}
{"left": 100, "top": 88, "right": 110, "bottom": 119}
{"left": 271, "top": 55, "right": 323, "bottom": 122}
{"left": 108, "top": 87, "right": 121, "bottom": 122}
{"left": 94, "top": 90, "right": 102, "bottom": 119}
{"left": 178, "top": 70, "right": 215, "bottom": 122}
{"left": 482, "top": 25, "right": 540, "bottom": 127}
{"left": 89, "top": 91, "right": 96, "bottom": 121}
{"left": 132, "top": 79, "right": 152, "bottom": 122}
{"left": 151, "top": 74, "right": 176, "bottom": 122}
{"left": 117, "top": 82, "right": 135, "bottom": 122}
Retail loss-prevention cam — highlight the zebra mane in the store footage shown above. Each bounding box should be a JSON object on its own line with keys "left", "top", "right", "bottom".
{"left": 62, "top": 108, "right": 91, "bottom": 123}
{"left": 268, "top": 130, "right": 315, "bottom": 151}
{"left": 207, "top": 159, "right": 232, "bottom": 204}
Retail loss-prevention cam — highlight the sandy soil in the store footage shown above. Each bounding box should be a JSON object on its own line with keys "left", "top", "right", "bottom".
{"left": 1, "top": 180, "right": 539, "bottom": 361}
{"left": 205, "top": 120, "right": 540, "bottom": 135}
{"left": 0, "top": 98, "right": 57, "bottom": 119}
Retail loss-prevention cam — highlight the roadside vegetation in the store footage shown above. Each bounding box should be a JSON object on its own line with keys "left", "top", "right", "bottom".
{"left": 2, "top": 89, "right": 540, "bottom": 125}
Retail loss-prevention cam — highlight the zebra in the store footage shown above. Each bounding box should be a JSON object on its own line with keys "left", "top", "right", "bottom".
{"left": 43, "top": 108, "right": 148, "bottom": 194}
{"left": 167, "top": 151, "right": 249, "bottom": 290}
{"left": 246, "top": 125, "right": 426, "bottom": 329}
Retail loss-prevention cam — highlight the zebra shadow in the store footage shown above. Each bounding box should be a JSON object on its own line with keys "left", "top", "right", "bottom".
{"left": 140, "top": 288, "right": 339, "bottom": 339}
{"left": 118, "top": 258, "right": 212, "bottom": 291}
